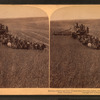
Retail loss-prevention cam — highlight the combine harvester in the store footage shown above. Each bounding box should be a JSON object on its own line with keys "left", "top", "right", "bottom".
{"left": 53, "top": 22, "right": 100, "bottom": 50}
{"left": 0, "top": 24, "right": 46, "bottom": 50}
{"left": 71, "top": 23, "right": 100, "bottom": 50}
{"left": 0, "top": 24, "right": 8, "bottom": 34}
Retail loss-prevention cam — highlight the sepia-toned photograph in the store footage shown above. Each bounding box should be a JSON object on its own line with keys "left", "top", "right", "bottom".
{"left": 1, "top": 5, "right": 100, "bottom": 95}
{"left": 50, "top": 6, "right": 100, "bottom": 88}
{"left": 0, "top": 6, "right": 49, "bottom": 88}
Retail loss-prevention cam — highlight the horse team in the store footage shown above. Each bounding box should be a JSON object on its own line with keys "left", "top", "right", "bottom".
{"left": 1, "top": 22, "right": 99, "bottom": 50}
{"left": 72, "top": 23, "right": 100, "bottom": 49}
{"left": 0, "top": 24, "right": 46, "bottom": 50}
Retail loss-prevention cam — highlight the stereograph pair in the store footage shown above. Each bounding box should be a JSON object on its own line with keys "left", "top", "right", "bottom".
{"left": 0, "top": 6, "right": 100, "bottom": 88}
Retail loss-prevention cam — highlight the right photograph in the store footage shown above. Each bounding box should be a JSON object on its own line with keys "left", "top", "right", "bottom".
{"left": 50, "top": 6, "right": 100, "bottom": 88}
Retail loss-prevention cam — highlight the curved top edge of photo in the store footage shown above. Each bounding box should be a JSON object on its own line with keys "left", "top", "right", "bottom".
{"left": 0, "top": 5, "right": 49, "bottom": 19}
{"left": 50, "top": 6, "right": 100, "bottom": 21}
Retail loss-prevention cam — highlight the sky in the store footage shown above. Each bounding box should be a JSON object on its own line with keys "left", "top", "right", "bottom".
{"left": 0, "top": 6, "right": 48, "bottom": 19}
{"left": 50, "top": 6, "right": 100, "bottom": 20}
{"left": 0, "top": 5, "right": 100, "bottom": 20}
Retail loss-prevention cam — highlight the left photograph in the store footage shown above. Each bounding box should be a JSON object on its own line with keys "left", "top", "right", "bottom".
{"left": 0, "top": 6, "right": 49, "bottom": 88}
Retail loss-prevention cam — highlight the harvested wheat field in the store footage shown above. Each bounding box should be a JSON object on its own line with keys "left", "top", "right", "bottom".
{"left": 0, "top": 17, "right": 49, "bottom": 88}
{"left": 50, "top": 19, "right": 100, "bottom": 88}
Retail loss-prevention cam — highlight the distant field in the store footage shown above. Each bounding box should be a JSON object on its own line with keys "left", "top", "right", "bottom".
{"left": 51, "top": 19, "right": 100, "bottom": 38}
{"left": 0, "top": 17, "right": 49, "bottom": 46}
{"left": 50, "top": 19, "right": 100, "bottom": 88}
{"left": 0, "top": 17, "right": 49, "bottom": 88}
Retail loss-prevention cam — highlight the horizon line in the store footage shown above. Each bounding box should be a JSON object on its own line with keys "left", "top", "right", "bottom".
{"left": 51, "top": 18, "right": 100, "bottom": 21}
{"left": 0, "top": 16, "right": 48, "bottom": 19}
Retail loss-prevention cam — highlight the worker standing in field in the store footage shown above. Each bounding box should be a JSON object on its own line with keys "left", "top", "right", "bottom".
{"left": 80, "top": 24, "right": 84, "bottom": 31}
{"left": 87, "top": 27, "right": 89, "bottom": 33}
{"left": 0, "top": 24, "right": 2, "bottom": 30}
{"left": 1, "top": 25, "right": 4, "bottom": 29}
{"left": 75, "top": 23, "right": 79, "bottom": 28}
{"left": 6, "top": 26, "right": 8, "bottom": 32}
{"left": 74, "top": 23, "right": 79, "bottom": 33}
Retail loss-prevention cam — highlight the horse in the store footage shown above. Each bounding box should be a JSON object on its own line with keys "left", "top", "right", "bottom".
{"left": 2, "top": 38, "right": 8, "bottom": 45}
{"left": 29, "top": 42, "right": 33, "bottom": 49}
{"left": 91, "top": 43, "right": 98, "bottom": 49}
{"left": 39, "top": 44, "right": 46, "bottom": 50}
{"left": 77, "top": 34, "right": 81, "bottom": 40}
{"left": 33, "top": 43, "right": 39, "bottom": 50}
{"left": 33, "top": 43, "right": 46, "bottom": 50}
{"left": 72, "top": 32, "right": 77, "bottom": 39}
{"left": 16, "top": 41, "right": 23, "bottom": 49}
{"left": 11, "top": 42, "right": 17, "bottom": 49}
{"left": 26, "top": 41, "right": 30, "bottom": 49}
{"left": 87, "top": 42, "right": 98, "bottom": 49}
